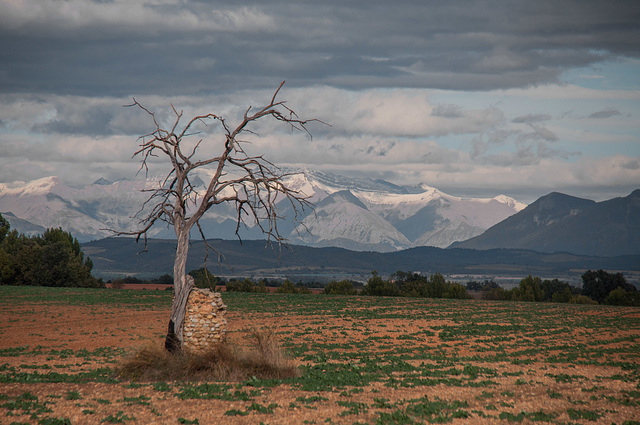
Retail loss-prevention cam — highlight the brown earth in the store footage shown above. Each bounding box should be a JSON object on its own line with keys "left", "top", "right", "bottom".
{"left": 1, "top": 294, "right": 639, "bottom": 424}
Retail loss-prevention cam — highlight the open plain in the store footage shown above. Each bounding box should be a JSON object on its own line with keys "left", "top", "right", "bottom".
{"left": 1, "top": 286, "right": 639, "bottom": 424}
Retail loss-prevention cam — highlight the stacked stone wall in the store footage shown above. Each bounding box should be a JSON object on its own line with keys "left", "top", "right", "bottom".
{"left": 183, "top": 288, "right": 227, "bottom": 353}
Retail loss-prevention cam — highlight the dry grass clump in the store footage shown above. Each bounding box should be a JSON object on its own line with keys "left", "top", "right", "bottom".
{"left": 116, "top": 329, "right": 299, "bottom": 382}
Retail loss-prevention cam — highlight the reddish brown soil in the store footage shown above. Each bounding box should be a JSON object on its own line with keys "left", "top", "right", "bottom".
{"left": 1, "top": 297, "right": 639, "bottom": 424}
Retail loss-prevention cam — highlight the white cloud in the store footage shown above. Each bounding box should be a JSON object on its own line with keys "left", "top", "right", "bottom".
{"left": 495, "top": 84, "right": 640, "bottom": 100}
{"left": 287, "top": 87, "right": 504, "bottom": 138}
{"left": 1, "top": 83, "right": 638, "bottom": 203}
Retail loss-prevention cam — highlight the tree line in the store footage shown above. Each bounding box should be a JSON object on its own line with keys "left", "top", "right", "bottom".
{"left": 108, "top": 268, "right": 317, "bottom": 294}
{"left": 114, "top": 266, "right": 639, "bottom": 307}
{"left": 323, "top": 271, "right": 473, "bottom": 299}
{"left": 0, "top": 213, "right": 101, "bottom": 288}
{"left": 2, "top": 207, "right": 636, "bottom": 307}
{"left": 467, "top": 270, "right": 639, "bottom": 306}
{"left": 189, "top": 268, "right": 314, "bottom": 294}
{"left": 323, "top": 269, "right": 639, "bottom": 307}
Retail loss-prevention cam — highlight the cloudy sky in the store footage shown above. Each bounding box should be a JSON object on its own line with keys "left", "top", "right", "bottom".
{"left": 1, "top": 0, "right": 639, "bottom": 203}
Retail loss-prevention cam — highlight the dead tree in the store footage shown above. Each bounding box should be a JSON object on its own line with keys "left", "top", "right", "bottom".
{"left": 120, "top": 82, "right": 316, "bottom": 353}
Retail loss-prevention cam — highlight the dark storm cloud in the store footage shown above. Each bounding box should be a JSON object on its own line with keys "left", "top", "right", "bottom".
{"left": 588, "top": 107, "right": 622, "bottom": 119}
{"left": 621, "top": 158, "right": 640, "bottom": 170}
{"left": 33, "top": 104, "right": 117, "bottom": 136}
{"left": 431, "top": 104, "right": 464, "bottom": 119}
{"left": 1, "top": 0, "right": 639, "bottom": 97}
{"left": 512, "top": 114, "right": 553, "bottom": 124}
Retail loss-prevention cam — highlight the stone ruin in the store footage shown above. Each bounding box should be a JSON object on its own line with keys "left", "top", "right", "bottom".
{"left": 182, "top": 288, "right": 227, "bottom": 353}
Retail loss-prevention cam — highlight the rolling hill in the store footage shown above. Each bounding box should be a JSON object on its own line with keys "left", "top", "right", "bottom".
{"left": 81, "top": 237, "right": 640, "bottom": 285}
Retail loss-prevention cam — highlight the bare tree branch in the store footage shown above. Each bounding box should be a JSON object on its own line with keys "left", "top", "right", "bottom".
{"left": 113, "top": 82, "right": 322, "bottom": 352}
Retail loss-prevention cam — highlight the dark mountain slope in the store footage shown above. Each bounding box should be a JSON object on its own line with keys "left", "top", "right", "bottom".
{"left": 81, "top": 237, "right": 640, "bottom": 284}
{"left": 451, "top": 190, "right": 640, "bottom": 256}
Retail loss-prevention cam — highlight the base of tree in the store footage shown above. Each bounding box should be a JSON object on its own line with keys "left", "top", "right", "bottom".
{"left": 116, "top": 329, "right": 299, "bottom": 382}
{"left": 164, "top": 320, "right": 181, "bottom": 354}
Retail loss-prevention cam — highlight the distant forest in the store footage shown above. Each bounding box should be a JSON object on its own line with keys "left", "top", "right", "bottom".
{"left": 0, "top": 213, "right": 101, "bottom": 287}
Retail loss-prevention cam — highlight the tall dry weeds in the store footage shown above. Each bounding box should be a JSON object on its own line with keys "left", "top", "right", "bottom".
{"left": 115, "top": 328, "right": 299, "bottom": 382}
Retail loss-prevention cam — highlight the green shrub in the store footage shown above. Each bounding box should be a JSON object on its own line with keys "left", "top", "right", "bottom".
{"left": 582, "top": 269, "right": 635, "bottom": 304}
{"left": 188, "top": 268, "right": 222, "bottom": 290}
{"left": 511, "top": 275, "right": 544, "bottom": 302}
{"left": 445, "top": 282, "right": 473, "bottom": 299}
{"left": 569, "top": 294, "right": 598, "bottom": 305}
{"left": 324, "top": 280, "right": 357, "bottom": 295}
{"left": 276, "top": 279, "right": 296, "bottom": 294}
{"left": 604, "top": 287, "right": 640, "bottom": 306}
{"left": 362, "top": 271, "right": 399, "bottom": 297}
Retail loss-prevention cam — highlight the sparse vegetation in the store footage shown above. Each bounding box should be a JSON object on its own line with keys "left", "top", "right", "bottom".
{"left": 115, "top": 329, "right": 299, "bottom": 382}
{"left": 1, "top": 280, "right": 639, "bottom": 423}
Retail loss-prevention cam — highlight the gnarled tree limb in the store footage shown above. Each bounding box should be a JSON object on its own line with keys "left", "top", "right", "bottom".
{"left": 114, "top": 82, "right": 322, "bottom": 352}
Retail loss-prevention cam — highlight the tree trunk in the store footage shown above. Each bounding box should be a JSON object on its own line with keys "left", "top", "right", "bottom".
{"left": 164, "top": 228, "right": 194, "bottom": 353}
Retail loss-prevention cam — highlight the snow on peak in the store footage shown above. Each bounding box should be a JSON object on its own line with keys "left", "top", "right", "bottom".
{"left": 18, "top": 176, "right": 63, "bottom": 196}
{"left": 418, "top": 182, "right": 438, "bottom": 192}
{"left": 0, "top": 169, "right": 529, "bottom": 250}
{"left": 493, "top": 194, "right": 527, "bottom": 212}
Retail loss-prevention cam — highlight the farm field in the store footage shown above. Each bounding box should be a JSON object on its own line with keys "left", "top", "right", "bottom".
{"left": 1, "top": 286, "right": 639, "bottom": 424}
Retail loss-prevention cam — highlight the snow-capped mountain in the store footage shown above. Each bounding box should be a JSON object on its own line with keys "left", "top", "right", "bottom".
{"left": 0, "top": 169, "right": 526, "bottom": 251}
{"left": 281, "top": 169, "right": 525, "bottom": 251}
{"left": 0, "top": 176, "right": 162, "bottom": 241}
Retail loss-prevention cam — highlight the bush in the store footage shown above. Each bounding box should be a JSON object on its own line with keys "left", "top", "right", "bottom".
{"left": 362, "top": 271, "right": 400, "bottom": 297}
{"left": 582, "top": 269, "right": 635, "bottom": 304}
{"left": 324, "top": 280, "right": 357, "bottom": 295}
{"left": 254, "top": 280, "right": 269, "bottom": 293}
{"left": 445, "top": 282, "right": 473, "bottom": 299}
{"left": 541, "top": 278, "right": 577, "bottom": 302}
{"left": 153, "top": 274, "right": 174, "bottom": 285}
{"left": 188, "top": 268, "right": 222, "bottom": 290}
{"left": 550, "top": 286, "right": 573, "bottom": 303}
{"left": 604, "top": 287, "right": 640, "bottom": 307}
{"left": 424, "top": 273, "right": 448, "bottom": 298}
{"left": 466, "top": 280, "right": 499, "bottom": 292}
{"left": 275, "top": 279, "right": 310, "bottom": 294}
{"left": 111, "top": 280, "right": 125, "bottom": 290}
{"left": 511, "top": 275, "right": 544, "bottom": 302}
{"left": 295, "top": 285, "right": 312, "bottom": 294}
{"left": 226, "top": 278, "right": 258, "bottom": 293}
{"left": 569, "top": 294, "right": 598, "bottom": 305}
{"left": 483, "top": 286, "right": 512, "bottom": 301}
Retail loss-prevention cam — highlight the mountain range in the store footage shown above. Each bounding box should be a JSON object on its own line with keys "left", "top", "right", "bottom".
{"left": 80, "top": 237, "right": 640, "bottom": 285}
{"left": 3, "top": 169, "right": 637, "bottom": 258}
{"left": 0, "top": 169, "right": 525, "bottom": 251}
{"left": 452, "top": 190, "right": 640, "bottom": 257}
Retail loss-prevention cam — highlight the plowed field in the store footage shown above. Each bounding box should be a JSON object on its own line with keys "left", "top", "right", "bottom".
{"left": 1, "top": 286, "right": 639, "bottom": 424}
